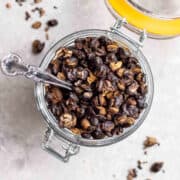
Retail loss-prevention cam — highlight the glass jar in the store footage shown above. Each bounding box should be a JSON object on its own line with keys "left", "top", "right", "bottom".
{"left": 34, "top": 22, "right": 154, "bottom": 162}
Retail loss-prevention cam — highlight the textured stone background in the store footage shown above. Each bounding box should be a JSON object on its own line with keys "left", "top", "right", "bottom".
{"left": 0, "top": 0, "right": 180, "bottom": 180}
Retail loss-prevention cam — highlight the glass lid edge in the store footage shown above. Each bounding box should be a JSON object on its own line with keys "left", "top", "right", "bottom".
{"left": 105, "top": 0, "right": 180, "bottom": 39}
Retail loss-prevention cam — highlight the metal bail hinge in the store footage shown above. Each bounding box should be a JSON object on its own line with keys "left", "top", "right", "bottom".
{"left": 110, "top": 19, "right": 147, "bottom": 49}
{"left": 139, "top": 29, "right": 147, "bottom": 44}
{"left": 113, "top": 18, "right": 127, "bottom": 29}
{"left": 42, "top": 128, "right": 80, "bottom": 162}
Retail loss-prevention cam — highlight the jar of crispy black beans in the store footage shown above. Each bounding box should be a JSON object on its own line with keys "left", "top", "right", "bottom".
{"left": 35, "top": 26, "right": 153, "bottom": 162}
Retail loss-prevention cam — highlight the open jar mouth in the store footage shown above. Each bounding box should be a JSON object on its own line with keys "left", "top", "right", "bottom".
{"left": 34, "top": 29, "right": 154, "bottom": 147}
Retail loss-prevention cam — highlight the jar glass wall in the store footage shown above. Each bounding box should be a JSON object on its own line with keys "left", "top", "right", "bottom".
{"left": 34, "top": 29, "right": 154, "bottom": 147}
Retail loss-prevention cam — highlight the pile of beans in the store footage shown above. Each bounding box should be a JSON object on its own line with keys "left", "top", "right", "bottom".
{"left": 45, "top": 36, "right": 148, "bottom": 139}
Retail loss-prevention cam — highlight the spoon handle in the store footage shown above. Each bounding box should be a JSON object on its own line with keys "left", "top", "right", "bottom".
{"left": 1, "top": 53, "right": 72, "bottom": 90}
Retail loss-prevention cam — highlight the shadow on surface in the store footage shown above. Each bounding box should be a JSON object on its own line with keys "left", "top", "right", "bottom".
{"left": 0, "top": 76, "right": 45, "bottom": 150}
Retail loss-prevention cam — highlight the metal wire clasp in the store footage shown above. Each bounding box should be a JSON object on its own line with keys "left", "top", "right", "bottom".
{"left": 110, "top": 19, "right": 147, "bottom": 50}
{"left": 42, "top": 128, "right": 80, "bottom": 162}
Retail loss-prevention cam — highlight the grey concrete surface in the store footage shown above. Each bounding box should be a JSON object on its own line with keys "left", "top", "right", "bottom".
{"left": 0, "top": 0, "right": 180, "bottom": 180}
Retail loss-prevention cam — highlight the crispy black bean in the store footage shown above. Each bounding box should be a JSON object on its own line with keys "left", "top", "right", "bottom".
{"left": 45, "top": 36, "right": 148, "bottom": 139}
{"left": 101, "top": 121, "right": 115, "bottom": 132}
{"left": 81, "top": 132, "right": 91, "bottom": 139}
{"left": 92, "top": 130, "right": 105, "bottom": 139}
{"left": 90, "top": 117, "right": 99, "bottom": 126}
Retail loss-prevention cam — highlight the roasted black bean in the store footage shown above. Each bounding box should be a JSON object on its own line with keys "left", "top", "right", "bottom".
{"left": 90, "top": 38, "right": 100, "bottom": 50}
{"left": 127, "top": 105, "right": 139, "bottom": 118}
{"left": 95, "top": 65, "right": 109, "bottom": 78}
{"left": 114, "top": 94, "right": 123, "bottom": 107}
{"left": 76, "top": 68, "right": 89, "bottom": 80}
{"left": 101, "top": 121, "right": 115, "bottom": 132}
{"left": 81, "top": 132, "right": 91, "bottom": 139}
{"left": 65, "top": 57, "right": 78, "bottom": 67}
{"left": 105, "top": 53, "right": 117, "bottom": 64}
{"left": 47, "top": 19, "right": 58, "bottom": 27}
{"left": 127, "top": 81, "right": 139, "bottom": 95}
{"left": 59, "top": 113, "right": 77, "bottom": 128}
{"left": 98, "top": 36, "right": 108, "bottom": 45}
{"left": 75, "top": 38, "right": 84, "bottom": 50}
{"left": 116, "top": 47, "right": 127, "bottom": 59}
{"left": 112, "top": 126, "right": 123, "bottom": 135}
{"left": 83, "top": 92, "right": 93, "bottom": 99}
{"left": 92, "top": 130, "right": 105, "bottom": 139}
{"left": 76, "top": 107, "right": 86, "bottom": 118}
{"left": 90, "top": 117, "right": 99, "bottom": 126}
{"left": 136, "top": 96, "right": 147, "bottom": 109}
{"left": 95, "top": 47, "right": 106, "bottom": 57}
{"left": 32, "top": 40, "right": 45, "bottom": 54}
{"left": 45, "top": 36, "right": 148, "bottom": 139}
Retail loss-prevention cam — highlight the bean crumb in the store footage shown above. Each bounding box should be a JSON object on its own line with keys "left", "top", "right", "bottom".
{"left": 47, "top": 19, "right": 58, "bottom": 27}
{"left": 15, "top": 0, "right": 25, "bottom": 6}
{"left": 32, "top": 21, "right": 42, "bottom": 29}
{"left": 127, "top": 168, "right": 137, "bottom": 180}
{"left": 32, "top": 40, "right": 45, "bottom": 54}
{"left": 6, "top": 3, "right": 12, "bottom": 9}
{"left": 45, "top": 33, "right": 49, "bottom": 40}
{"left": 53, "top": 6, "right": 58, "bottom": 9}
{"left": 25, "top": 11, "right": 31, "bottom": 21}
{"left": 144, "top": 150, "right": 147, "bottom": 155}
{"left": 32, "top": 7, "right": 45, "bottom": 17}
{"left": 150, "top": 162, "right": 164, "bottom": 173}
{"left": 34, "top": 0, "right": 42, "bottom": 3}
{"left": 144, "top": 136, "right": 159, "bottom": 149}
{"left": 137, "top": 160, "right": 148, "bottom": 170}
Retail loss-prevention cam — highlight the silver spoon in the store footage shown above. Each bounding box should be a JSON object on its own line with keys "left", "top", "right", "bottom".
{"left": 1, "top": 53, "right": 72, "bottom": 90}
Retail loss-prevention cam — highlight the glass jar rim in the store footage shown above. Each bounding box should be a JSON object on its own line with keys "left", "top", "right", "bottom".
{"left": 34, "top": 29, "right": 154, "bottom": 147}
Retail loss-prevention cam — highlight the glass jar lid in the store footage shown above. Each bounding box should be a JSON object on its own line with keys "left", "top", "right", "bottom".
{"left": 106, "top": 0, "right": 180, "bottom": 38}
{"left": 129, "top": 0, "right": 180, "bottom": 19}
